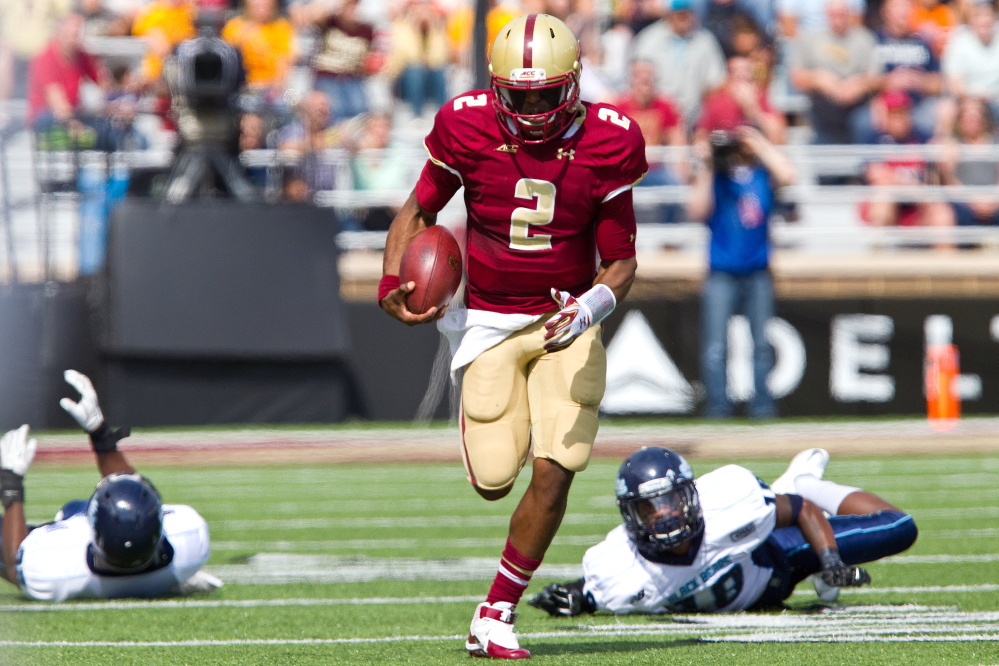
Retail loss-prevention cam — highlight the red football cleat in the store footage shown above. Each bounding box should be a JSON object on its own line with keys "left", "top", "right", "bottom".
{"left": 465, "top": 601, "right": 531, "bottom": 659}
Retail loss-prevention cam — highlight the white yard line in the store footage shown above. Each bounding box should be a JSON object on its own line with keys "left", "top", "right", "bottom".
{"left": 200, "top": 553, "right": 999, "bottom": 585}
{"left": 793, "top": 584, "right": 999, "bottom": 595}
{"left": 0, "top": 596, "right": 484, "bottom": 613}
{"left": 5, "top": 606, "right": 999, "bottom": 646}
{"left": 885, "top": 553, "right": 999, "bottom": 564}
{"left": 210, "top": 535, "right": 606, "bottom": 551}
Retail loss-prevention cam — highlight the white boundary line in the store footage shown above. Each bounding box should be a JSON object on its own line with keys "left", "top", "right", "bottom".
{"left": 0, "top": 596, "right": 484, "bottom": 613}
{"left": 793, "top": 584, "right": 999, "bottom": 596}
{"left": 3, "top": 587, "right": 998, "bottom": 614}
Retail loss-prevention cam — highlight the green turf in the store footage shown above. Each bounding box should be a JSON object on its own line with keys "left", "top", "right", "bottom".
{"left": 2, "top": 452, "right": 998, "bottom": 664}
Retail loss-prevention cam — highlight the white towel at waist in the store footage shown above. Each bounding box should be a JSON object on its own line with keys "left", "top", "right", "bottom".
{"left": 438, "top": 308, "right": 541, "bottom": 382}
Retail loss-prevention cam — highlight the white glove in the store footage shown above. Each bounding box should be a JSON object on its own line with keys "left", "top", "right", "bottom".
{"left": 0, "top": 425, "right": 37, "bottom": 477}
{"left": 59, "top": 369, "right": 105, "bottom": 433}
{"left": 543, "top": 284, "right": 616, "bottom": 352}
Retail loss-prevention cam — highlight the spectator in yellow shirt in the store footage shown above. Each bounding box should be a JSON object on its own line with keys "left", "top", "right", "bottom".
{"left": 132, "top": 0, "right": 197, "bottom": 84}
{"left": 222, "top": 0, "right": 295, "bottom": 94}
{"left": 387, "top": 0, "right": 449, "bottom": 118}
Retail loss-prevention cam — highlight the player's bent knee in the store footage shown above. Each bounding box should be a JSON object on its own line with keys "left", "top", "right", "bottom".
{"left": 462, "top": 424, "right": 526, "bottom": 491}
{"left": 888, "top": 512, "right": 918, "bottom": 554}
{"left": 473, "top": 484, "right": 514, "bottom": 501}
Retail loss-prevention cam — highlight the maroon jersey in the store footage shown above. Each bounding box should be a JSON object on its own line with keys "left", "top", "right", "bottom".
{"left": 415, "top": 90, "right": 647, "bottom": 315}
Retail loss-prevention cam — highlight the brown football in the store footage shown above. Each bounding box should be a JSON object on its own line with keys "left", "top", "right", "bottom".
{"left": 398, "top": 225, "right": 463, "bottom": 315}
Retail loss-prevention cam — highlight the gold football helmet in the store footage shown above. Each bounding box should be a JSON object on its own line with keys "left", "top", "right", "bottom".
{"left": 489, "top": 14, "right": 581, "bottom": 144}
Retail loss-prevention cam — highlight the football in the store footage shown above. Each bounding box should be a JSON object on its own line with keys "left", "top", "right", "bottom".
{"left": 399, "top": 225, "right": 463, "bottom": 315}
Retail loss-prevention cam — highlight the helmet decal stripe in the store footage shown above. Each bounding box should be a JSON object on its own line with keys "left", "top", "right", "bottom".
{"left": 523, "top": 14, "right": 537, "bottom": 68}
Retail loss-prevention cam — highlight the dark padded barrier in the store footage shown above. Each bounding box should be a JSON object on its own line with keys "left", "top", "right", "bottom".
{"left": 103, "top": 359, "right": 359, "bottom": 425}
{"left": 345, "top": 303, "right": 449, "bottom": 421}
{"left": 102, "top": 199, "right": 349, "bottom": 358}
{"left": 0, "top": 282, "right": 100, "bottom": 430}
{"left": 98, "top": 200, "right": 357, "bottom": 426}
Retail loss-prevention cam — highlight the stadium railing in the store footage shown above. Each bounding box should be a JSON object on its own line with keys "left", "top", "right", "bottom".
{"left": 9, "top": 116, "right": 999, "bottom": 283}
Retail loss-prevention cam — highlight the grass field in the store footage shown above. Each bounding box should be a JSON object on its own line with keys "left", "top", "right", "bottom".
{"left": 1, "top": 445, "right": 998, "bottom": 665}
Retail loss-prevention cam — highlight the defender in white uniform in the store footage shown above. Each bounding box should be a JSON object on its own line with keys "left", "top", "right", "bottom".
{"left": 0, "top": 370, "right": 218, "bottom": 601}
{"left": 530, "top": 447, "right": 917, "bottom": 616}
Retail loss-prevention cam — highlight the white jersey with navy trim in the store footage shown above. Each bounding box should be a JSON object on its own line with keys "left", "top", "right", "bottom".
{"left": 582, "top": 465, "right": 778, "bottom": 614}
{"left": 16, "top": 504, "right": 210, "bottom": 602}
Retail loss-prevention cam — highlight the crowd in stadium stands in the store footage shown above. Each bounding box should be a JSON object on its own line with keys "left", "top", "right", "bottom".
{"left": 3, "top": 0, "right": 999, "bottom": 227}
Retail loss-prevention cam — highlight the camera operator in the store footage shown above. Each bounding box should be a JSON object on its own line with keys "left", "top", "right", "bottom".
{"left": 688, "top": 124, "right": 796, "bottom": 419}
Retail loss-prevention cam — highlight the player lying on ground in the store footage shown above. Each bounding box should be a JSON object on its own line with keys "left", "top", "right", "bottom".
{"left": 530, "top": 447, "right": 918, "bottom": 616}
{"left": 378, "top": 13, "right": 646, "bottom": 660}
{"left": 0, "top": 370, "right": 217, "bottom": 601}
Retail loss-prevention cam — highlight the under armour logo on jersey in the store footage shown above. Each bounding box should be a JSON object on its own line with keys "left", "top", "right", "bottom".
{"left": 496, "top": 144, "right": 519, "bottom": 153}
{"left": 557, "top": 148, "right": 575, "bottom": 161}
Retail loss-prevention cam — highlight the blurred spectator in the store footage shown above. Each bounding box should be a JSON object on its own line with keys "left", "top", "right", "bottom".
{"left": 942, "top": 1, "right": 999, "bottom": 112}
{"left": 598, "top": 18, "right": 635, "bottom": 92}
{"left": 278, "top": 89, "right": 339, "bottom": 202}
{"left": 687, "top": 125, "right": 796, "bottom": 419}
{"left": 0, "top": 44, "right": 12, "bottom": 102}
{"left": 910, "top": 0, "right": 956, "bottom": 57}
{"left": 352, "top": 112, "right": 413, "bottom": 230}
{"left": 78, "top": 0, "right": 131, "bottom": 37}
{"left": 238, "top": 111, "right": 268, "bottom": 188}
{"left": 1, "top": 0, "right": 71, "bottom": 99}
{"left": 221, "top": 0, "right": 296, "bottom": 95}
{"left": 939, "top": 96, "right": 999, "bottom": 226}
{"left": 616, "top": 60, "right": 687, "bottom": 222}
{"left": 28, "top": 12, "right": 114, "bottom": 147}
{"left": 778, "top": 0, "right": 864, "bottom": 37}
{"left": 697, "top": 55, "right": 786, "bottom": 144}
{"left": 308, "top": 0, "right": 376, "bottom": 122}
{"left": 385, "top": 0, "right": 449, "bottom": 119}
{"left": 789, "top": 0, "right": 879, "bottom": 144}
{"left": 861, "top": 90, "right": 953, "bottom": 228}
{"left": 857, "top": 0, "right": 941, "bottom": 141}
{"left": 131, "top": 0, "right": 196, "bottom": 85}
{"left": 631, "top": 0, "right": 726, "bottom": 123}
{"left": 103, "top": 64, "right": 148, "bottom": 149}
{"left": 615, "top": 0, "right": 663, "bottom": 34}
{"left": 703, "top": 0, "right": 766, "bottom": 58}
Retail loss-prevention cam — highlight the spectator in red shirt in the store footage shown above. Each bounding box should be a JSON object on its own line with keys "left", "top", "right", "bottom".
{"left": 616, "top": 59, "right": 687, "bottom": 222}
{"left": 28, "top": 12, "right": 112, "bottom": 144}
{"left": 696, "top": 54, "right": 785, "bottom": 144}
{"left": 861, "top": 90, "right": 953, "bottom": 231}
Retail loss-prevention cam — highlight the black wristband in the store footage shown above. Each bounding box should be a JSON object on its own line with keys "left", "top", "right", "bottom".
{"left": 817, "top": 546, "right": 845, "bottom": 571}
{"left": 1, "top": 469, "right": 24, "bottom": 509}
{"left": 89, "top": 422, "right": 131, "bottom": 453}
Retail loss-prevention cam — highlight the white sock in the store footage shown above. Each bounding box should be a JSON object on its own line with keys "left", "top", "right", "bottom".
{"left": 792, "top": 476, "right": 861, "bottom": 516}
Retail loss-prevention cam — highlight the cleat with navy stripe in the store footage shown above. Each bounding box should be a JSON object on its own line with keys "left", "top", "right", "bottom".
{"left": 466, "top": 601, "right": 531, "bottom": 659}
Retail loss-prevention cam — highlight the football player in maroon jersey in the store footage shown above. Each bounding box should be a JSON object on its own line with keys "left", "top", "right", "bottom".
{"left": 378, "top": 13, "right": 647, "bottom": 659}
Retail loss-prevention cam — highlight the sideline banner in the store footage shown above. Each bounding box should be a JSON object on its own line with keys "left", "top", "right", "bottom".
{"left": 600, "top": 298, "right": 999, "bottom": 417}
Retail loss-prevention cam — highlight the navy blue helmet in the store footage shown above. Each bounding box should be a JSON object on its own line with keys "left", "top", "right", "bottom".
{"left": 616, "top": 447, "right": 704, "bottom": 556}
{"left": 87, "top": 473, "right": 164, "bottom": 572}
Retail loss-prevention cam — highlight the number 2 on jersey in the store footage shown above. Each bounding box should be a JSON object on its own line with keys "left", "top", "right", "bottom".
{"left": 509, "top": 179, "right": 555, "bottom": 251}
